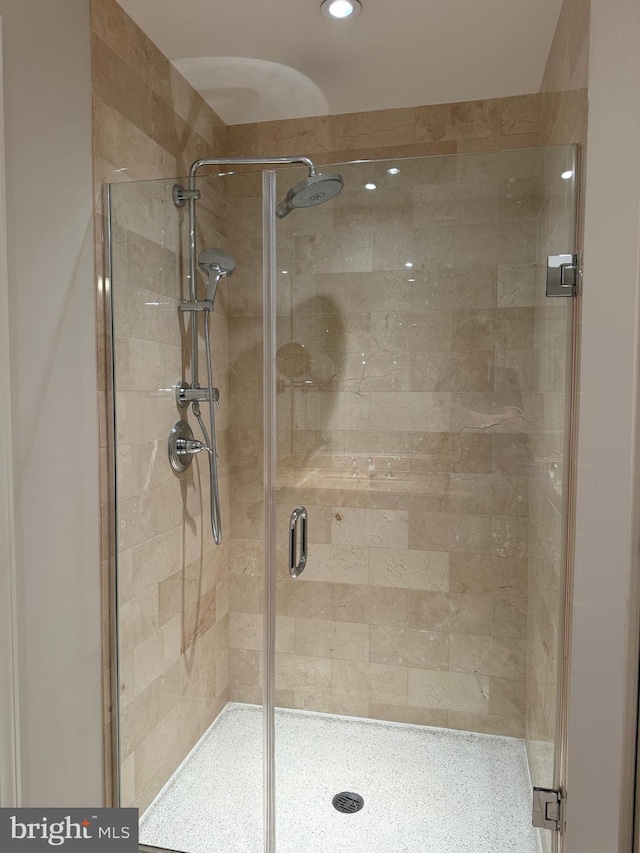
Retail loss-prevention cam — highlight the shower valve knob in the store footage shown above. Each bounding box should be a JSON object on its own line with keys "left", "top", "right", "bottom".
{"left": 177, "top": 439, "right": 208, "bottom": 456}
{"left": 168, "top": 420, "right": 210, "bottom": 472}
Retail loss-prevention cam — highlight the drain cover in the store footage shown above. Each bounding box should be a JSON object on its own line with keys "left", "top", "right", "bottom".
{"left": 332, "top": 792, "right": 364, "bottom": 813}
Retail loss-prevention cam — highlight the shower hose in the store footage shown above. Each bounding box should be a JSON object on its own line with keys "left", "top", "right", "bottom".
{"left": 192, "top": 305, "right": 222, "bottom": 545}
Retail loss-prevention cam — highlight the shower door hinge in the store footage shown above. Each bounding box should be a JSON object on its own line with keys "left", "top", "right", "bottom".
{"left": 532, "top": 787, "right": 565, "bottom": 833}
{"left": 546, "top": 254, "right": 579, "bottom": 297}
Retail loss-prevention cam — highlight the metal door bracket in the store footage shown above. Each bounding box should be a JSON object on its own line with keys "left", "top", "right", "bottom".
{"left": 547, "top": 254, "right": 579, "bottom": 297}
{"left": 532, "top": 787, "right": 565, "bottom": 833}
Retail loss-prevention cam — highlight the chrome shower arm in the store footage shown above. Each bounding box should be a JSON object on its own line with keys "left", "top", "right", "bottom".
{"left": 187, "top": 156, "right": 317, "bottom": 189}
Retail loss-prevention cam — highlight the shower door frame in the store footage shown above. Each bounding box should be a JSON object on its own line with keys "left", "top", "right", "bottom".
{"left": 262, "top": 169, "right": 278, "bottom": 853}
{"left": 0, "top": 18, "right": 21, "bottom": 809}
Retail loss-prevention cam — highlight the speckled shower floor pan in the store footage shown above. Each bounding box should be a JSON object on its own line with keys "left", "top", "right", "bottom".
{"left": 140, "top": 703, "right": 541, "bottom": 853}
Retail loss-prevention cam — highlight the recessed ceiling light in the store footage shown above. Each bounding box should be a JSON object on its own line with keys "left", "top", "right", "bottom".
{"left": 405, "top": 262, "right": 414, "bottom": 268}
{"left": 561, "top": 170, "right": 574, "bottom": 180}
{"left": 387, "top": 167, "right": 400, "bottom": 175}
{"left": 364, "top": 182, "right": 377, "bottom": 191}
{"left": 321, "top": 0, "right": 362, "bottom": 19}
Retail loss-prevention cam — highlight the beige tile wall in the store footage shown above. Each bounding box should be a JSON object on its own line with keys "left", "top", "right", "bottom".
{"left": 225, "top": 142, "right": 548, "bottom": 737}
{"left": 227, "top": 95, "right": 541, "bottom": 166}
{"left": 91, "top": 0, "right": 231, "bottom": 811}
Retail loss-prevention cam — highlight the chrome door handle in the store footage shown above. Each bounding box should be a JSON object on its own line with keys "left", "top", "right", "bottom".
{"left": 289, "top": 506, "right": 308, "bottom": 578}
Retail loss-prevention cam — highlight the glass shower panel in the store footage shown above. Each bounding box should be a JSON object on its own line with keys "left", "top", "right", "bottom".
{"left": 108, "top": 170, "right": 265, "bottom": 853}
{"left": 272, "top": 149, "right": 577, "bottom": 853}
{"left": 527, "top": 144, "right": 578, "bottom": 853}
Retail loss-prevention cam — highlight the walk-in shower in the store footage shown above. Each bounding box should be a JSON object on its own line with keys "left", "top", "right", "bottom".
{"left": 107, "top": 144, "right": 578, "bottom": 853}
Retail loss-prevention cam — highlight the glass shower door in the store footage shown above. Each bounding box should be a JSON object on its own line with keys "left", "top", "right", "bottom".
{"left": 108, "top": 169, "right": 267, "bottom": 853}
{"left": 271, "top": 148, "right": 578, "bottom": 853}
{"left": 107, "top": 146, "right": 577, "bottom": 853}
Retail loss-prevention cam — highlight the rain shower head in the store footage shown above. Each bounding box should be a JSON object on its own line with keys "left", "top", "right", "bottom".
{"left": 276, "top": 172, "right": 344, "bottom": 219}
{"left": 198, "top": 247, "right": 237, "bottom": 304}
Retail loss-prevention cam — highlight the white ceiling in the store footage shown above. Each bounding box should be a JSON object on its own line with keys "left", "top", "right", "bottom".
{"left": 119, "top": 0, "right": 563, "bottom": 125}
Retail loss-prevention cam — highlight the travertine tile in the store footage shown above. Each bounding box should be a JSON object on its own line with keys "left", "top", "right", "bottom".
{"left": 491, "top": 516, "right": 529, "bottom": 557}
{"left": 500, "top": 178, "right": 541, "bottom": 220}
{"left": 371, "top": 311, "right": 453, "bottom": 352}
{"left": 449, "top": 390, "right": 530, "bottom": 434}
{"left": 410, "top": 432, "right": 493, "bottom": 474}
{"left": 369, "top": 547, "right": 449, "bottom": 591}
{"left": 370, "top": 392, "right": 450, "bottom": 432}
{"left": 92, "top": 35, "right": 154, "bottom": 140}
{"left": 362, "top": 587, "right": 410, "bottom": 627}
{"left": 329, "top": 584, "right": 412, "bottom": 628}
{"left": 449, "top": 553, "right": 528, "bottom": 596}
{"left": 410, "top": 350, "right": 494, "bottom": 392}
{"left": 408, "top": 669, "right": 490, "bottom": 714}
{"left": 132, "top": 616, "right": 181, "bottom": 696}
{"left": 301, "top": 543, "right": 370, "bottom": 585}
{"left": 501, "top": 94, "right": 540, "bottom": 136}
{"left": 230, "top": 648, "right": 262, "bottom": 689}
{"left": 333, "top": 108, "right": 417, "bottom": 150}
{"left": 409, "top": 591, "right": 491, "bottom": 635}
{"left": 497, "top": 265, "right": 536, "bottom": 308}
{"left": 259, "top": 115, "right": 334, "bottom": 154}
{"left": 230, "top": 576, "right": 263, "bottom": 613}
{"left": 328, "top": 351, "right": 412, "bottom": 393}
{"left": 414, "top": 180, "right": 500, "bottom": 226}
{"left": 294, "top": 618, "right": 369, "bottom": 661}
{"left": 457, "top": 148, "right": 540, "bottom": 182}
{"left": 275, "top": 654, "right": 332, "bottom": 693}
{"left": 229, "top": 612, "right": 293, "bottom": 653}
{"left": 331, "top": 660, "right": 408, "bottom": 704}
{"left": 409, "top": 510, "right": 492, "bottom": 553}
{"left": 458, "top": 133, "right": 538, "bottom": 154}
{"left": 294, "top": 231, "right": 373, "bottom": 275}
{"left": 416, "top": 99, "right": 502, "bottom": 142}
{"left": 118, "top": 491, "right": 158, "bottom": 552}
{"left": 117, "top": 439, "right": 179, "bottom": 499}
{"left": 334, "top": 187, "right": 414, "bottom": 231}
{"left": 120, "top": 586, "right": 159, "bottom": 656}
{"left": 276, "top": 580, "right": 333, "bottom": 620}
{"left": 369, "top": 625, "right": 448, "bottom": 669}
{"left": 449, "top": 633, "right": 527, "bottom": 679}
{"left": 330, "top": 508, "right": 409, "bottom": 549}
{"left": 493, "top": 434, "right": 531, "bottom": 476}
{"left": 449, "top": 473, "right": 528, "bottom": 516}
{"left": 489, "top": 676, "right": 526, "bottom": 719}
{"left": 492, "top": 597, "right": 528, "bottom": 639}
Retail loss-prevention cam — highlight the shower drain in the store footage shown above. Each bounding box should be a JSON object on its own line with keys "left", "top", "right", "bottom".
{"left": 332, "top": 792, "right": 365, "bottom": 814}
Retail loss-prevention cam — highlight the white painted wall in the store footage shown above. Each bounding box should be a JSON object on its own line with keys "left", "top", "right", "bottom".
{"left": 565, "top": 0, "right": 640, "bottom": 849}
{"left": 0, "top": 0, "right": 103, "bottom": 806}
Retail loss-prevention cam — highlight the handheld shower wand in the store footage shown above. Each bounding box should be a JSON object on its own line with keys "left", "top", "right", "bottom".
{"left": 198, "top": 248, "right": 237, "bottom": 305}
{"left": 187, "top": 248, "right": 237, "bottom": 546}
